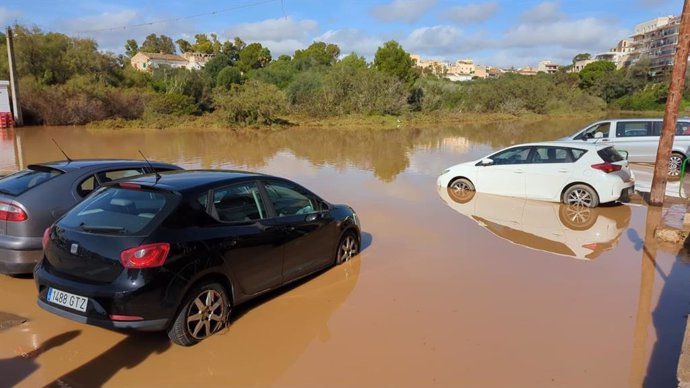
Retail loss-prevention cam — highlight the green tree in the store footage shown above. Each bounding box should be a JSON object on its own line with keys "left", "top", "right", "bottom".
{"left": 203, "top": 54, "right": 233, "bottom": 87}
{"left": 293, "top": 41, "right": 340, "bottom": 70}
{"left": 237, "top": 43, "right": 272, "bottom": 73}
{"left": 338, "top": 53, "right": 368, "bottom": 70}
{"left": 192, "top": 34, "right": 213, "bottom": 54}
{"left": 124, "top": 39, "right": 139, "bottom": 57}
{"left": 248, "top": 55, "right": 296, "bottom": 89}
{"left": 216, "top": 66, "right": 242, "bottom": 89}
{"left": 373, "top": 40, "right": 417, "bottom": 87}
{"left": 572, "top": 53, "right": 591, "bottom": 64}
{"left": 140, "top": 34, "right": 175, "bottom": 54}
{"left": 579, "top": 60, "right": 616, "bottom": 90}
{"left": 176, "top": 38, "right": 192, "bottom": 53}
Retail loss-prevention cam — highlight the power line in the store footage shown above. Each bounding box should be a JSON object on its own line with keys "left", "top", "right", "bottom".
{"left": 75, "top": 0, "right": 281, "bottom": 34}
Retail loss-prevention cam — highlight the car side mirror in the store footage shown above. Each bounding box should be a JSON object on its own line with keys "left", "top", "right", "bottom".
{"left": 480, "top": 158, "right": 494, "bottom": 166}
{"left": 305, "top": 213, "right": 319, "bottom": 222}
{"left": 593, "top": 132, "right": 604, "bottom": 139}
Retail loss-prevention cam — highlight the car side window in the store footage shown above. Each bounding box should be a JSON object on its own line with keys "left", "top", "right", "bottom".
{"left": 210, "top": 183, "right": 266, "bottom": 223}
{"left": 77, "top": 175, "right": 97, "bottom": 197}
{"left": 531, "top": 147, "right": 571, "bottom": 164}
{"left": 490, "top": 146, "right": 532, "bottom": 165}
{"left": 583, "top": 123, "right": 610, "bottom": 139}
{"left": 96, "top": 168, "right": 146, "bottom": 184}
{"left": 264, "top": 182, "right": 318, "bottom": 217}
{"left": 617, "top": 122, "right": 652, "bottom": 137}
{"left": 677, "top": 122, "right": 690, "bottom": 136}
{"left": 570, "top": 148, "right": 587, "bottom": 161}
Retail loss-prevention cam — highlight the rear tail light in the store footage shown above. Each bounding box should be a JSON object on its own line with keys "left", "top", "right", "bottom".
{"left": 109, "top": 314, "right": 143, "bottom": 321}
{"left": 118, "top": 182, "right": 141, "bottom": 189}
{"left": 42, "top": 227, "right": 50, "bottom": 249}
{"left": 591, "top": 163, "right": 622, "bottom": 173}
{"left": 0, "top": 201, "right": 28, "bottom": 221}
{"left": 120, "top": 243, "right": 170, "bottom": 268}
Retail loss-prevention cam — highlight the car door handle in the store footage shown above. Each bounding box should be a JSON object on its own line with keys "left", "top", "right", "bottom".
{"left": 514, "top": 169, "right": 524, "bottom": 174}
{"left": 558, "top": 169, "right": 569, "bottom": 173}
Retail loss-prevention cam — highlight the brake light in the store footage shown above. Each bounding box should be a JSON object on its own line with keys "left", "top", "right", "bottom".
{"left": 42, "top": 227, "right": 50, "bottom": 249}
{"left": 120, "top": 243, "right": 170, "bottom": 268}
{"left": 109, "top": 314, "right": 143, "bottom": 321}
{"left": 0, "top": 201, "right": 27, "bottom": 221}
{"left": 591, "top": 163, "right": 622, "bottom": 173}
{"left": 118, "top": 182, "right": 141, "bottom": 189}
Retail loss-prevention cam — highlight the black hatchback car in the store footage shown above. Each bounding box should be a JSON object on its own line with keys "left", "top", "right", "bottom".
{"left": 36, "top": 170, "right": 360, "bottom": 346}
{"left": 0, "top": 159, "right": 181, "bottom": 274}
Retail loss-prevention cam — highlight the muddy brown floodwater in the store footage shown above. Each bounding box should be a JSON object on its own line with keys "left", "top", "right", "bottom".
{"left": 1, "top": 119, "right": 690, "bottom": 387}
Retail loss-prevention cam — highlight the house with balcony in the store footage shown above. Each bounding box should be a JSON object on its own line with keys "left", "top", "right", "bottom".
{"left": 131, "top": 52, "right": 216, "bottom": 72}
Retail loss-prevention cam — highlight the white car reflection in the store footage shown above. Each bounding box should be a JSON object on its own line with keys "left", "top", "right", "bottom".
{"left": 438, "top": 187, "right": 631, "bottom": 260}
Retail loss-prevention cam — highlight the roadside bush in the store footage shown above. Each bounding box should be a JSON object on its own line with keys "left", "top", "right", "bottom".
{"left": 145, "top": 93, "right": 199, "bottom": 116}
{"left": 214, "top": 80, "right": 287, "bottom": 125}
{"left": 286, "top": 71, "right": 326, "bottom": 116}
{"left": 216, "top": 66, "right": 242, "bottom": 89}
{"left": 613, "top": 83, "right": 668, "bottom": 111}
{"left": 412, "top": 77, "right": 465, "bottom": 112}
{"left": 320, "top": 66, "right": 407, "bottom": 115}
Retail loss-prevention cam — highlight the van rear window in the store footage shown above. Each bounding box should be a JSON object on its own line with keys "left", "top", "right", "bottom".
{"left": 0, "top": 167, "right": 63, "bottom": 196}
{"left": 60, "top": 187, "right": 176, "bottom": 235}
{"left": 597, "top": 147, "right": 625, "bottom": 163}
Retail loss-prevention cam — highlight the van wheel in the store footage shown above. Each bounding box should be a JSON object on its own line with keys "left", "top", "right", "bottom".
{"left": 168, "top": 282, "right": 229, "bottom": 346}
{"left": 563, "top": 184, "right": 599, "bottom": 208}
{"left": 669, "top": 153, "right": 685, "bottom": 177}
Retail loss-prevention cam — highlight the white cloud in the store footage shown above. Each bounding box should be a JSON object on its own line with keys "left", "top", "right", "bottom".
{"left": 224, "top": 17, "right": 319, "bottom": 42}
{"left": 440, "top": 2, "right": 499, "bottom": 23}
{"left": 0, "top": 7, "right": 22, "bottom": 26}
{"left": 315, "top": 29, "right": 383, "bottom": 58}
{"left": 403, "top": 25, "right": 488, "bottom": 58}
{"left": 520, "top": 1, "right": 564, "bottom": 24}
{"left": 371, "top": 0, "right": 437, "bottom": 23}
{"left": 502, "top": 17, "right": 628, "bottom": 51}
{"left": 59, "top": 10, "right": 195, "bottom": 53}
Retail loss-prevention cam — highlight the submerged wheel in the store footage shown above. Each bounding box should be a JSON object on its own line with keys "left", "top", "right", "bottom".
{"left": 563, "top": 184, "right": 599, "bottom": 208}
{"left": 168, "top": 282, "right": 229, "bottom": 346}
{"left": 448, "top": 178, "right": 475, "bottom": 203}
{"left": 336, "top": 232, "right": 359, "bottom": 264}
{"left": 669, "top": 152, "right": 685, "bottom": 177}
{"left": 558, "top": 204, "right": 598, "bottom": 231}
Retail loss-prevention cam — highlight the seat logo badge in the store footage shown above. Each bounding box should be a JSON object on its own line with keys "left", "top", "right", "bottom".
{"left": 70, "top": 244, "right": 79, "bottom": 254}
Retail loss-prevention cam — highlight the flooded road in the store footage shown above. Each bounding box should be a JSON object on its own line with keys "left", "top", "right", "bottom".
{"left": 1, "top": 119, "right": 690, "bottom": 387}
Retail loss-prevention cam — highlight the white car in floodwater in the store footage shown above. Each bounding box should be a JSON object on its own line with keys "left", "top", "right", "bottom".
{"left": 437, "top": 188, "right": 631, "bottom": 260}
{"left": 437, "top": 141, "right": 635, "bottom": 208}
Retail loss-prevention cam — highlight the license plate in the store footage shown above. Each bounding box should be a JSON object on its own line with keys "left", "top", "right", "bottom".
{"left": 47, "top": 288, "right": 88, "bottom": 312}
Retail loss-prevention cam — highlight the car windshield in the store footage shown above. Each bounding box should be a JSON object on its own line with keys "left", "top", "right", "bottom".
{"left": 597, "top": 147, "right": 625, "bottom": 163}
{"left": 60, "top": 187, "right": 176, "bottom": 235}
{"left": 0, "top": 166, "right": 63, "bottom": 196}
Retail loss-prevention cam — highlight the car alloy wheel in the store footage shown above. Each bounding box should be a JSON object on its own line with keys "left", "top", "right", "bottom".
{"left": 563, "top": 184, "right": 599, "bottom": 208}
{"left": 168, "top": 282, "right": 229, "bottom": 346}
{"left": 669, "top": 153, "right": 684, "bottom": 177}
{"left": 336, "top": 233, "right": 359, "bottom": 264}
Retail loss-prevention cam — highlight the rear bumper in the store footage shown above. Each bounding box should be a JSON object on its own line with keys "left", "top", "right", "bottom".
{"left": 598, "top": 179, "right": 634, "bottom": 204}
{"left": 37, "top": 299, "right": 168, "bottom": 331}
{"left": 0, "top": 247, "right": 42, "bottom": 275}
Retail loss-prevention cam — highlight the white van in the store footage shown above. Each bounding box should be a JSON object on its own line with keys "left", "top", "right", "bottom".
{"left": 561, "top": 118, "right": 690, "bottom": 175}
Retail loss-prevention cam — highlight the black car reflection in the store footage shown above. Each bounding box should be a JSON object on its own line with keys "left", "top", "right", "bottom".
{"left": 439, "top": 187, "right": 631, "bottom": 260}
{"left": 35, "top": 170, "right": 361, "bottom": 346}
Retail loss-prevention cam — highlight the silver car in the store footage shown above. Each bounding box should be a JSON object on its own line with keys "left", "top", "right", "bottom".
{"left": 561, "top": 118, "right": 690, "bottom": 175}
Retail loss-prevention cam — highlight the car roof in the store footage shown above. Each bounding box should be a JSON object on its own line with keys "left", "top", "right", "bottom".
{"left": 29, "top": 159, "right": 179, "bottom": 172}
{"left": 114, "top": 170, "right": 272, "bottom": 194}
{"left": 593, "top": 117, "right": 690, "bottom": 122}
{"left": 501, "top": 141, "right": 611, "bottom": 150}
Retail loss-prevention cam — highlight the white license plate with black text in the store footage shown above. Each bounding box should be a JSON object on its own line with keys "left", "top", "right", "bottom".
{"left": 47, "top": 288, "right": 88, "bottom": 312}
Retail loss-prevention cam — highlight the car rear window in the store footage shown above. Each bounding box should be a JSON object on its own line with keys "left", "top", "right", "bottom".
{"left": 597, "top": 147, "right": 625, "bottom": 163}
{"left": 59, "top": 187, "right": 176, "bottom": 235}
{"left": 0, "top": 166, "right": 63, "bottom": 196}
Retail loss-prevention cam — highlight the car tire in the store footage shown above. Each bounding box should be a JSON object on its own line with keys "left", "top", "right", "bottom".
{"left": 335, "top": 232, "right": 359, "bottom": 265}
{"left": 558, "top": 204, "right": 598, "bottom": 231}
{"left": 168, "top": 282, "right": 230, "bottom": 346}
{"left": 562, "top": 184, "right": 599, "bottom": 208}
{"left": 448, "top": 178, "right": 475, "bottom": 204}
{"left": 669, "top": 152, "right": 685, "bottom": 177}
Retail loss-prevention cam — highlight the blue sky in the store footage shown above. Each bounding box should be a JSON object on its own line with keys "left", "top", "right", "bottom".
{"left": 0, "top": 0, "right": 683, "bottom": 67}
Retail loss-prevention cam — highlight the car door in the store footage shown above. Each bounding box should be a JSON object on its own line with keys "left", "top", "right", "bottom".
{"left": 476, "top": 146, "right": 531, "bottom": 198}
{"left": 260, "top": 180, "right": 337, "bottom": 282}
{"left": 523, "top": 146, "right": 575, "bottom": 201}
{"left": 204, "top": 182, "right": 285, "bottom": 296}
{"left": 612, "top": 121, "right": 655, "bottom": 162}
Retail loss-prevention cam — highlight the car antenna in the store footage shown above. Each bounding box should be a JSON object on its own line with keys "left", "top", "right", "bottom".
{"left": 51, "top": 138, "right": 72, "bottom": 162}
{"left": 138, "top": 150, "right": 161, "bottom": 181}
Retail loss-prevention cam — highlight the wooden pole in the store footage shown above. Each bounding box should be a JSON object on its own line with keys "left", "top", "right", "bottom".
{"left": 6, "top": 27, "right": 23, "bottom": 127}
{"left": 650, "top": 1, "right": 690, "bottom": 206}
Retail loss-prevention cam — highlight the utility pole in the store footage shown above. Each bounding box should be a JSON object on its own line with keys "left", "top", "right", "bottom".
{"left": 6, "top": 26, "right": 23, "bottom": 127}
{"left": 650, "top": 0, "right": 690, "bottom": 205}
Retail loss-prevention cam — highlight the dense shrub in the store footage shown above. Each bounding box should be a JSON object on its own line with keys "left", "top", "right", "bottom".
{"left": 145, "top": 93, "right": 199, "bottom": 116}
{"left": 214, "top": 80, "right": 287, "bottom": 125}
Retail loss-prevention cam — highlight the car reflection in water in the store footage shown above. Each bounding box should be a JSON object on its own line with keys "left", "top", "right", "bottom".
{"left": 438, "top": 187, "right": 631, "bottom": 260}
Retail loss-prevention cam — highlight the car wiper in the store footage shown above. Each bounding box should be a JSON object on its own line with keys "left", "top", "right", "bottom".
{"left": 79, "top": 224, "right": 126, "bottom": 234}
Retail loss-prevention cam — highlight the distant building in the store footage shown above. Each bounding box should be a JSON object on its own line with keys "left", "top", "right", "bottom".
{"left": 131, "top": 52, "right": 215, "bottom": 72}
{"left": 537, "top": 60, "right": 559, "bottom": 74}
{"left": 517, "top": 66, "right": 538, "bottom": 76}
{"left": 570, "top": 59, "right": 596, "bottom": 73}
{"left": 628, "top": 15, "right": 680, "bottom": 76}
{"left": 410, "top": 54, "right": 448, "bottom": 76}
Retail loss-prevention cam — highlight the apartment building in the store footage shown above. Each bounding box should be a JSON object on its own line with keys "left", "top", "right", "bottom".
{"left": 628, "top": 15, "right": 680, "bottom": 76}
{"left": 537, "top": 61, "right": 559, "bottom": 74}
